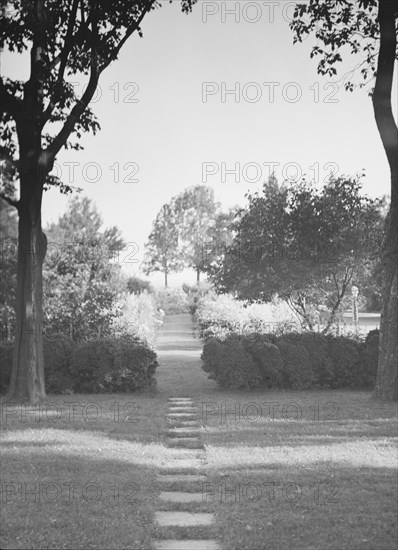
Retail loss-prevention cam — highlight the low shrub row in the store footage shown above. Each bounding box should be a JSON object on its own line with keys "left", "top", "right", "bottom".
{"left": 201, "top": 330, "right": 379, "bottom": 390}
{"left": 0, "top": 334, "right": 158, "bottom": 395}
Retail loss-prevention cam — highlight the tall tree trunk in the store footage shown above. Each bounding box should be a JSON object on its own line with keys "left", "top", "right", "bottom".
{"left": 164, "top": 269, "right": 168, "bottom": 288}
{"left": 196, "top": 268, "right": 200, "bottom": 283}
{"left": 373, "top": 0, "right": 398, "bottom": 400}
{"left": 6, "top": 169, "right": 47, "bottom": 403}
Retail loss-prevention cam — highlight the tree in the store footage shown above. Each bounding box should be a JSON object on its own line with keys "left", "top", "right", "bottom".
{"left": 126, "top": 275, "right": 153, "bottom": 295}
{"left": 141, "top": 203, "right": 184, "bottom": 287}
{"left": 44, "top": 196, "right": 125, "bottom": 341}
{"left": 290, "top": 0, "right": 397, "bottom": 398}
{"left": 0, "top": 0, "right": 196, "bottom": 403}
{"left": 174, "top": 185, "right": 221, "bottom": 282}
{"left": 209, "top": 175, "right": 384, "bottom": 332}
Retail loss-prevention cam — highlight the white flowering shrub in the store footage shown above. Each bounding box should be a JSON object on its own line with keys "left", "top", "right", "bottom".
{"left": 113, "top": 291, "right": 159, "bottom": 348}
{"left": 196, "top": 293, "right": 298, "bottom": 340}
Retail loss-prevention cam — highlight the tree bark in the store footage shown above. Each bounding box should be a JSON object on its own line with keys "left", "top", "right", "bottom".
{"left": 6, "top": 163, "right": 47, "bottom": 403}
{"left": 373, "top": 0, "right": 398, "bottom": 400}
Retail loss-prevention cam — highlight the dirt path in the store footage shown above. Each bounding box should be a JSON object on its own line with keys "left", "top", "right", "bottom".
{"left": 155, "top": 313, "right": 216, "bottom": 397}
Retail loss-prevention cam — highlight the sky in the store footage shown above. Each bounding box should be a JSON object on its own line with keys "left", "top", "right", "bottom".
{"left": 2, "top": 0, "right": 397, "bottom": 287}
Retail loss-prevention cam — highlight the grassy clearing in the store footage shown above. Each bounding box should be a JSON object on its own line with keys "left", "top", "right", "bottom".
{"left": 1, "top": 314, "right": 397, "bottom": 549}
{"left": 198, "top": 390, "right": 398, "bottom": 549}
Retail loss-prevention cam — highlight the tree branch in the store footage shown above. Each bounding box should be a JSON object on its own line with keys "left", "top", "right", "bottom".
{"left": 0, "top": 192, "right": 19, "bottom": 209}
{"left": 0, "top": 78, "right": 23, "bottom": 121}
{"left": 99, "top": 1, "right": 154, "bottom": 73}
{"left": 45, "top": 7, "right": 100, "bottom": 161}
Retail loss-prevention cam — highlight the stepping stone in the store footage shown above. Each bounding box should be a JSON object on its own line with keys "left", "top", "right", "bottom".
{"left": 168, "top": 398, "right": 193, "bottom": 402}
{"left": 167, "top": 437, "right": 201, "bottom": 446}
{"left": 175, "top": 420, "right": 199, "bottom": 428}
{"left": 167, "top": 413, "right": 198, "bottom": 418}
{"left": 168, "top": 408, "right": 198, "bottom": 413}
{"left": 161, "top": 459, "right": 204, "bottom": 469}
{"left": 153, "top": 540, "right": 220, "bottom": 550}
{"left": 157, "top": 474, "right": 207, "bottom": 483}
{"left": 155, "top": 511, "right": 215, "bottom": 527}
{"left": 167, "top": 428, "right": 200, "bottom": 437}
{"left": 159, "top": 491, "right": 203, "bottom": 503}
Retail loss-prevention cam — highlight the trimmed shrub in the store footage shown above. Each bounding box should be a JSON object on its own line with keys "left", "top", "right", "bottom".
{"left": 202, "top": 336, "right": 262, "bottom": 389}
{"left": 242, "top": 335, "right": 283, "bottom": 388}
{"left": 0, "top": 335, "right": 158, "bottom": 395}
{"left": 44, "top": 334, "right": 74, "bottom": 394}
{"left": 70, "top": 335, "right": 158, "bottom": 393}
{"left": 201, "top": 330, "right": 378, "bottom": 391}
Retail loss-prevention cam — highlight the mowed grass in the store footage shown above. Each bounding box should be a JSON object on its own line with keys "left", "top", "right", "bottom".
{"left": 0, "top": 393, "right": 172, "bottom": 549}
{"left": 1, "top": 314, "right": 397, "bottom": 549}
{"left": 196, "top": 390, "right": 398, "bottom": 550}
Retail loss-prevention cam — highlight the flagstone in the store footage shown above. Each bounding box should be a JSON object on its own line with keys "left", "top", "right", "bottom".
{"left": 155, "top": 511, "right": 215, "bottom": 527}
{"left": 159, "top": 491, "right": 204, "bottom": 503}
{"left": 153, "top": 540, "right": 220, "bottom": 550}
{"left": 157, "top": 474, "right": 207, "bottom": 483}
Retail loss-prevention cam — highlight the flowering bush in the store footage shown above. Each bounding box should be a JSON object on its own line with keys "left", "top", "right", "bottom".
{"left": 155, "top": 287, "right": 190, "bottom": 314}
{"left": 113, "top": 291, "right": 160, "bottom": 348}
{"left": 195, "top": 293, "right": 298, "bottom": 340}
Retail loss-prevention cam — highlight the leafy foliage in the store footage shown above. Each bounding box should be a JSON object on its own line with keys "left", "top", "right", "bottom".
{"left": 43, "top": 196, "right": 126, "bottom": 341}
{"left": 208, "top": 174, "right": 384, "bottom": 331}
{"left": 290, "top": 0, "right": 397, "bottom": 94}
{"left": 201, "top": 330, "right": 378, "bottom": 391}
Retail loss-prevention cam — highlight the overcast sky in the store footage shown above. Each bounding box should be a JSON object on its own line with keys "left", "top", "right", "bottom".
{"left": 2, "top": 0, "right": 397, "bottom": 287}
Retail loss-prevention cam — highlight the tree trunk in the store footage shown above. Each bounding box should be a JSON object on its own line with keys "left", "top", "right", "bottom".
{"left": 196, "top": 268, "right": 200, "bottom": 283}
{"left": 373, "top": 0, "right": 398, "bottom": 400}
{"left": 6, "top": 189, "right": 47, "bottom": 403}
{"left": 164, "top": 270, "right": 168, "bottom": 288}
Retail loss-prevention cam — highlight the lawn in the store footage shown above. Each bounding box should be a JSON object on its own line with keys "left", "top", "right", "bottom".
{"left": 1, "top": 313, "right": 397, "bottom": 549}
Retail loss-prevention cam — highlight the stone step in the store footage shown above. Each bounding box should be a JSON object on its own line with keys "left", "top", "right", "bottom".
{"left": 161, "top": 459, "right": 204, "bottom": 469}
{"left": 167, "top": 437, "right": 202, "bottom": 447}
{"left": 157, "top": 474, "right": 207, "bottom": 483}
{"left": 168, "top": 398, "right": 193, "bottom": 402}
{"left": 170, "top": 420, "right": 200, "bottom": 429}
{"left": 153, "top": 540, "right": 220, "bottom": 550}
{"left": 167, "top": 428, "right": 200, "bottom": 437}
{"left": 167, "top": 413, "right": 198, "bottom": 418}
{"left": 168, "top": 408, "right": 198, "bottom": 414}
{"left": 155, "top": 511, "right": 215, "bottom": 527}
{"left": 159, "top": 491, "right": 204, "bottom": 503}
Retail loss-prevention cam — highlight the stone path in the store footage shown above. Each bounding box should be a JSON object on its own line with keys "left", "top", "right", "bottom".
{"left": 153, "top": 314, "right": 220, "bottom": 550}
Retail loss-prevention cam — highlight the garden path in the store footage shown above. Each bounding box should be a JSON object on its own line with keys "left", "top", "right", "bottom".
{"left": 153, "top": 314, "right": 220, "bottom": 549}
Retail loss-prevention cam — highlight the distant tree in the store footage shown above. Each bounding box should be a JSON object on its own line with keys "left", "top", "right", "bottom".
{"left": 44, "top": 197, "right": 125, "bottom": 341}
{"left": 290, "top": 0, "right": 397, "bottom": 399}
{"left": 126, "top": 275, "right": 153, "bottom": 295}
{"left": 174, "top": 185, "right": 221, "bottom": 282}
{"left": 209, "top": 175, "right": 384, "bottom": 331}
{"left": 142, "top": 203, "right": 184, "bottom": 287}
{"left": 0, "top": 0, "right": 196, "bottom": 403}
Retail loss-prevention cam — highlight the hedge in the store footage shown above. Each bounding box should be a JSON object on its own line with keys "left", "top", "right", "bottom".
{"left": 0, "top": 334, "right": 158, "bottom": 395}
{"left": 201, "top": 330, "right": 379, "bottom": 390}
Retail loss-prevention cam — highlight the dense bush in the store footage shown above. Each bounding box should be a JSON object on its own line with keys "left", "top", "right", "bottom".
{"left": 201, "top": 330, "right": 379, "bottom": 390}
{"left": 44, "top": 334, "right": 75, "bottom": 394}
{"left": 70, "top": 335, "right": 157, "bottom": 393}
{"left": 126, "top": 276, "right": 153, "bottom": 295}
{"left": 201, "top": 336, "right": 262, "bottom": 389}
{"left": 0, "top": 334, "right": 158, "bottom": 395}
